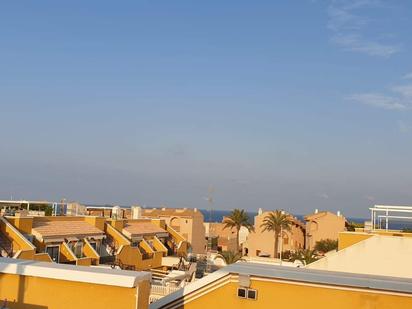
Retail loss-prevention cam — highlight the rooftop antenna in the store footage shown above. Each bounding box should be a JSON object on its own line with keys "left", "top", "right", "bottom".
{"left": 206, "top": 186, "right": 214, "bottom": 222}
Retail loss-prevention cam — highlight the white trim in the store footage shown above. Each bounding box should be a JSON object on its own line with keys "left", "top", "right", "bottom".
{"left": 150, "top": 262, "right": 412, "bottom": 308}
{"left": 0, "top": 257, "right": 151, "bottom": 288}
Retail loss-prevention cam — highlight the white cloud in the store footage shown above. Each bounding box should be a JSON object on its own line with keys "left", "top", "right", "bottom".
{"left": 392, "top": 85, "right": 412, "bottom": 98}
{"left": 331, "top": 34, "right": 400, "bottom": 57}
{"left": 348, "top": 93, "right": 407, "bottom": 110}
{"left": 403, "top": 73, "right": 412, "bottom": 79}
{"left": 349, "top": 74, "right": 412, "bottom": 111}
{"left": 326, "top": 0, "right": 401, "bottom": 57}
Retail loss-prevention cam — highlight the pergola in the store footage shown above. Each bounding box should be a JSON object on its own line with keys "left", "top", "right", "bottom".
{"left": 369, "top": 205, "right": 412, "bottom": 230}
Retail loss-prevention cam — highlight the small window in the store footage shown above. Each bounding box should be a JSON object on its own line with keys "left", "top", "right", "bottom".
{"left": 237, "top": 288, "right": 246, "bottom": 298}
{"left": 247, "top": 289, "right": 257, "bottom": 300}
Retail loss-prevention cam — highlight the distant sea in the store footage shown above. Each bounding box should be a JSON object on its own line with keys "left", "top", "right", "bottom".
{"left": 87, "top": 205, "right": 411, "bottom": 230}
{"left": 200, "top": 209, "right": 412, "bottom": 230}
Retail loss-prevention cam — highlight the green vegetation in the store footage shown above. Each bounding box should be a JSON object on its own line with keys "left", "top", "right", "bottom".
{"left": 260, "top": 210, "right": 292, "bottom": 259}
{"left": 314, "top": 239, "right": 338, "bottom": 253}
{"left": 290, "top": 249, "right": 318, "bottom": 265}
{"left": 346, "top": 221, "right": 364, "bottom": 232}
{"left": 223, "top": 209, "right": 254, "bottom": 253}
{"left": 401, "top": 228, "right": 412, "bottom": 233}
{"left": 44, "top": 205, "right": 53, "bottom": 216}
{"left": 215, "top": 251, "right": 244, "bottom": 265}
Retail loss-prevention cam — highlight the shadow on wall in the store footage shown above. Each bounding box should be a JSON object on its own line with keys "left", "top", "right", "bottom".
{"left": 0, "top": 263, "right": 49, "bottom": 309}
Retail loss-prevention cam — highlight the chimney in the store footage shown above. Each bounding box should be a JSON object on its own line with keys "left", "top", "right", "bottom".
{"left": 258, "top": 208, "right": 263, "bottom": 215}
{"left": 132, "top": 206, "right": 142, "bottom": 219}
{"left": 315, "top": 209, "right": 319, "bottom": 214}
{"left": 337, "top": 210, "right": 341, "bottom": 217}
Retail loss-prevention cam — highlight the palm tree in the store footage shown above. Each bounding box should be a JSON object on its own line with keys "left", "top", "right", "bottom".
{"left": 290, "top": 249, "right": 318, "bottom": 265}
{"left": 215, "top": 251, "right": 244, "bottom": 265}
{"left": 222, "top": 209, "right": 254, "bottom": 253}
{"left": 260, "top": 210, "right": 292, "bottom": 259}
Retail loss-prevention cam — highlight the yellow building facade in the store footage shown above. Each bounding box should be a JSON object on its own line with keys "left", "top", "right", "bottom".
{"left": 151, "top": 262, "right": 412, "bottom": 309}
{"left": 0, "top": 257, "right": 150, "bottom": 309}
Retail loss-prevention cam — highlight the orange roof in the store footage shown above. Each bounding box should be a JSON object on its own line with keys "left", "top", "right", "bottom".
{"left": 32, "top": 220, "right": 104, "bottom": 239}
{"left": 142, "top": 208, "right": 202, "bottom": 218}
{"left": 123, "top": 221, "right": 167, "bottom": 237}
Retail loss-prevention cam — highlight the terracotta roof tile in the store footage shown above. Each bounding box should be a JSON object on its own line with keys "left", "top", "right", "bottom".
{"left": 142, "top": 208, "right": 202, "bottom": 218}
{"left": 32, "top": 220, "right": 104, "bottom": 239}
{"left": 123, "top": 222, "right": 167, "bottom": 237}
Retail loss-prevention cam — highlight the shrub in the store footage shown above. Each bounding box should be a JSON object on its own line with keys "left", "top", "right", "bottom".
{"left": 314, "top": 239, "right": 338, "bottom": 253}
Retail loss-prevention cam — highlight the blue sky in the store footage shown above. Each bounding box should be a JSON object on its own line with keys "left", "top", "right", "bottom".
{"left": 1, "top": 0, "right": 412, "bottom": 217}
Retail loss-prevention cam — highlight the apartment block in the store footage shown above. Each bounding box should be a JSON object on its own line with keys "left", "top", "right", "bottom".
{"left": 305, "top": 210, "right": 346, "bottom": 249}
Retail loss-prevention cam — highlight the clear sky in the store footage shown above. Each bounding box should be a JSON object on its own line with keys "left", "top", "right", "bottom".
{"left": 1, "top": 1, "right": 412, "bottom": 217}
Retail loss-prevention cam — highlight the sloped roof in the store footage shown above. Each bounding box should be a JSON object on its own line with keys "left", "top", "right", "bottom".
{"left": 32, "top": 220, "right": 104, "bottom": 240}
{"left": 123, "top": 221, "right": 167, "bottom": 237}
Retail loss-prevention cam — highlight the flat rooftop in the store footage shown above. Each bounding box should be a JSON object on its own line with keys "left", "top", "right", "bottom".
{"left": 151, "top": 261, "right": 412, "bottom": 309}
{"left": 307, "top": 234, "right": 412, "bottom": 279}
{"left": 0, "top": 257, "right": 150, "bottom": 287}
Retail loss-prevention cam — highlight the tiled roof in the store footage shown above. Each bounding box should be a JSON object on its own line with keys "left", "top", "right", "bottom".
{"left": 32, "top": 220, "right": 104, "bottom": 239}
{"left": 123, "top": 221, "right": 167, "bottom": 237}
{"left": 142, "top": 208, "right": 201, "bottom": 218}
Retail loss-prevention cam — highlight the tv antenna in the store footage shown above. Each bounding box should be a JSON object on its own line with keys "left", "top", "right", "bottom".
{"left": 205, "top": 186, "right": 214, "bottom": 222}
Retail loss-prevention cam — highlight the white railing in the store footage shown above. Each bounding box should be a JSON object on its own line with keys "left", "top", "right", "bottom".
{"left": 150, "top": 284, "right": 181, "bottom": 296}
{"left": 150, "top": 284, "right": 182, "bottom": 303}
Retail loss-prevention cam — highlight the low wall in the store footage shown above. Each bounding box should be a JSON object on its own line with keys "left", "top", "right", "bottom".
{"left": 0, "top": 258, "right": 151, "bottom": 309}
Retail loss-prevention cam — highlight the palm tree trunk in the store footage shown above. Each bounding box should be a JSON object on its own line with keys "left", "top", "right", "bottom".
{"left": 274, "top": 232, "right": 279, "bottom": 259}
{"left": 236, "top": 228, "right": 240, "bottom": 254}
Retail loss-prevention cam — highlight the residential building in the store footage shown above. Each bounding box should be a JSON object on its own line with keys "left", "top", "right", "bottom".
{"left": 141, "top": 207, "right": 206, "bottom": 254}
{"left": 106, "top": 218, "right": 188, "bottom": 270}
{"left": 8, "top": 215, "right": 105, "bottom": 266}
{"left": 150, "top": 261, "right": 412, "bottom": 309}
{"left": 204, "top": 222, "right": 238, "bottom": 252}
{"left": 2, "top": 213, "right": 188, "bottom": 271}
{"left": 304, "top": 210, "right": 346, "bottom": 249}
{"left": 244, "top": 209, "right": 305, "bottom": 258}
{"left": 204, "top": 222, "right": 250, "bottom": 252}
{"left": 0, "top": 257, "right": 150, "bottom": 309}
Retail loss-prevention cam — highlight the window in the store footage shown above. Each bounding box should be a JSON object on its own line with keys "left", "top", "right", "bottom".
{"left": 74, "top": 241, "right": 83, "bottom": 258}
{"left": 89, "top": 241, "right": 97, "bottom": 250}
{"left": 131, "top": 241, "right": 139, "bottom": 247}
{"left": 247, "top": 289, "right": 257, "bottom": 300}
{"left": 46, "top": 245, "right": 59, "bottom": 263}
{"left": 237, "top": 288, "right": 246, "bottom": 298}
{"left": 237, "top": 288, "right": 257, "bottom": 300}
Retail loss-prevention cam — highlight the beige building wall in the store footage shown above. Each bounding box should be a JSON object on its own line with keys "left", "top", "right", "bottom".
{"left": 305, "top": 211, "right": 346, "bottom": 249}
{"left": 245, "top": 210, "right": 305, "bottom": 258}
{"left": 142, "top": 208, "right": 206, "bottom": 254}
{"left": 204, "top": 222, "right": 238, "bottom": 252}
